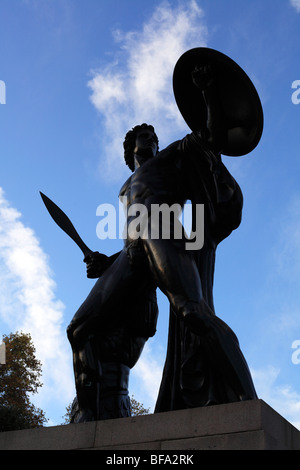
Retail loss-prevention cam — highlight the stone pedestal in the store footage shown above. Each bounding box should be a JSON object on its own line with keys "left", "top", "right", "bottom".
{"left": 0, "top": 400, "right": 299, "bottom": 450}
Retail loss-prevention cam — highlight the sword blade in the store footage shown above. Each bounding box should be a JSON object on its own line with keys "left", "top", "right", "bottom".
{"left": 40, "top": 192, "right": 93, "bottom": 258}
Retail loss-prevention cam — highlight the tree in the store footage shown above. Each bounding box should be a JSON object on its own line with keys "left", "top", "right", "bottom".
{"left": 0, "top": 332, "right": 47, "bottom": 431}
{"left": 130, "top": 396, "right": 150, "bottom": 416}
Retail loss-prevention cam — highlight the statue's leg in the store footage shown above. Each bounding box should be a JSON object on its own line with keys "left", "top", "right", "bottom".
{"left": 71, "top": 337, "right": 99, "bottom": 423}
{"left": 143, "top": 238, "right": 213, "bottom": 334}
{"left": 67, "top": 249, "right": 153, "bottom": 422}
{"left": 94, "top": 328, "right": 148, "bottom": 420}
{"left": 70, "top": 335, "right": 146, "bottom": 422}
{"left": 97, "top": 362, "right": 131, "bottom": 420}
{"left": 71, "top": 347, "right": 135, "bottom": 422}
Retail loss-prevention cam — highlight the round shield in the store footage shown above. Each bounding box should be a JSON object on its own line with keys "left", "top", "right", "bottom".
{"left": 173, "top": 48, "right": 264, "bottom": 156}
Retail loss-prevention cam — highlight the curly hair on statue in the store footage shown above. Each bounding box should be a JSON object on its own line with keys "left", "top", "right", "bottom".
{"left": 123, "top": 123, "right": 159, "bottom": 172}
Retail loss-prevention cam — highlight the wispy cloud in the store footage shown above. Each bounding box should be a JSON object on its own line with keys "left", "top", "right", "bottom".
{"left": 249, "top": 192, "right": 300, "bottom": 429}
{"left": 252, "top": 366, "right": 300, "bottom": 430}
{"left": 130, "top": 342, "right": 164, "bottom": 409}
{"left": 274, "top": 192, "right": 300, "bottom": 279}
{"left": 290, "top": 0, "right": 300, "bottom": 13}
{"left": 262, "top": 192, "right": 300, "bottom": 339}
{"left": 0, "top": 187, "right": 74, "bottom": 421}
{"left": 88, "top": 0, "right": 207, "bottom": 180}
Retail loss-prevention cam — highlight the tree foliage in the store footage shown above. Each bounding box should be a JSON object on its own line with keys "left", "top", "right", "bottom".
{"left": 0, "top": 331, "right": 47, "bottom": 431}
{"left": 130, "top": 396, "right": 150, "bottom": 416}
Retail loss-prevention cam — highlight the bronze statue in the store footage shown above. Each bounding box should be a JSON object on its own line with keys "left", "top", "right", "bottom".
{"left": 44, "top": 48, "right": 263, "bottom": 422}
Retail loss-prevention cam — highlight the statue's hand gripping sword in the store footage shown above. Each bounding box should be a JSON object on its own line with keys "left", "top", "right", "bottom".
{"left": 40, "top": 192, "right": 93, "bottom": 261}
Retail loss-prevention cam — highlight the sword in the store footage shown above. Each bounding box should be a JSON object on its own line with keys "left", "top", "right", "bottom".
{"left": 40, "top": 192, "right": 93, "bottom": 260}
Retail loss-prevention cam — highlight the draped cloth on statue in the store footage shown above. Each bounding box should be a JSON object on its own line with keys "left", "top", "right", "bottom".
{"left": 155, "top": 134, "right": 257, "bottom": 413}
{"left": 155, "top": 291, "right": 258, "bottom": 412}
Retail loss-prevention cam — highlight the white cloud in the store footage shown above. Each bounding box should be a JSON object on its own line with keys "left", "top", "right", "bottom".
{"left": 130, "top": 342, "right": 164, "bottom": 410}
{"left": 88, "top": 0, "right": 207, "bottom": 180}
{"left": 290, "top": 0, "right": 300, "bottom": 13}
{"left": 274, "top": 193, "right": 300, "bottom": 279}
{"left": 0, "top": 187, "right": 74, "bottom": 421}
{"left": 252, "top": 366, "right": 300, "bottom": 430}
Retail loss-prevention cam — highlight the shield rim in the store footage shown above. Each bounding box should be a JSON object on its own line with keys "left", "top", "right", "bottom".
{"left": 173, "top": 47, "right": 264, "bottom": 156}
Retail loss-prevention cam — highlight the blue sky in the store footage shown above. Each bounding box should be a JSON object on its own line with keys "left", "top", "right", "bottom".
{"left": 1, "top": 0, "right": 300, "bottom": 428}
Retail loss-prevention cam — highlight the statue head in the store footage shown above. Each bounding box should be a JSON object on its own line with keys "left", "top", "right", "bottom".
{"left": 123, "top": 123, "right": 159, "bottom": 171}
